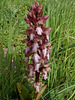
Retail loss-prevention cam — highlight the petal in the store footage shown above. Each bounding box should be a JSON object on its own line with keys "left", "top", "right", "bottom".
{"left": 46, "top": 35, "right": 49, "bottom": 41}
{"left": 43, "top": 73, "right": 47, "bottom": 80}
{"left": 35, "top": 63, "right": 41, "bottom": 72}
{"left": 24, "top": 17, "right": 32, "bottom": 26}
{"left": 37, "top": 15, "right": 49, "bottom": 24}
{"left": 33, "top": 53, "right": 40, "bottom": 63}
{"left": 35, "top": 85, "right": 40, "bottom": 93}
{"left": 28, "top": 68, "right": 33, "bottom": 77}
{"left": 28, "top": 12, "right": 32, "bottom": 18}
{"left": 46, "top": 42, "right": 52, "bottom": 47}
{"left": 44, "top": 63, "right": 52, "bottom": 67}
{"left": 28, "top": 68, "right": 35, "bottom": 77}
{"left": 28, "top": 11, "right": 36, "bottom": 20}
{"left": 46, "top": 67, "right": 51, "bottom": 72}
{"left": 28, "top": 71, "right": 33, "bottom": 77}
{"left": 36, "top": 27, "right": 43, "bottom": 35}
{"left": 41, "top": 44, "right": 46, "bottom": 49}
{"left": 34, "top": 82, "right": 42, "bottom": 93}
{"left": 42, "top": 68, "right": 48, "bottom": 80}
{"left": 44, "top": 27, "right": 52, "bottom": 35}
{"left": 46, "top": 53, "right": 50, "bottom": 60}
{"left": 42, "top": 15, "right": 49, "bottom": 21}
{"left": 36, "top": 86, "right": 40, "bottom": 92}
{"left": 31, "top": 1, "right": 38, "bottom": 10}
{"left": 42, "top": 48, "right": 47, "bottom": 58}
{"left": 47, "top": 48, "right": 51, "bottom": 53}
{"left": 30, "top": 33, "right": 35, "bottom": 40}
{"left": 38, "top": 4, "right": 43, "bottom": 14}
{"left": 32, "top": 42, "right": 39, "bottom": 52}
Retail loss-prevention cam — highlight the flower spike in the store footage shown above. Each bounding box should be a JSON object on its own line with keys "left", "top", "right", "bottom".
{"left": 23, "top": 1, "right": 52, "bottom": 99}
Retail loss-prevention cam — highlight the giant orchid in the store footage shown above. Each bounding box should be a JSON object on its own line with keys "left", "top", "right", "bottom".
{"left": 23, "top": 1, "right": 52, "bottom": 99}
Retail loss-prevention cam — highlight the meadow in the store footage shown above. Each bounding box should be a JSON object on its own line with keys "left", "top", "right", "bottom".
{"left": 0, "top": 0, "right": 75, "bottom": 100}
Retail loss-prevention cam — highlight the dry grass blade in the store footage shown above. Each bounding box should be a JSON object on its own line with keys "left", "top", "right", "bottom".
{"left": 36, "top": 85, "right": 47, "bottom": 100}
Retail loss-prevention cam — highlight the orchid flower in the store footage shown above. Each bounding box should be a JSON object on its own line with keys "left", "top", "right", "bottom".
{"left": 23, "top": 1, "right": 52, "bottom": 99}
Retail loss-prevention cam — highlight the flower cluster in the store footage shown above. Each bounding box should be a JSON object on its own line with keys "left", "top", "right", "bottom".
{"left": 23, "top": 1, "right": 52, "bottom": 94}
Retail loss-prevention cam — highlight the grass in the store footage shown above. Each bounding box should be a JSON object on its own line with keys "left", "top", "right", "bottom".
{"left": 0, "top": 0, "right": 75, "bottom": 100}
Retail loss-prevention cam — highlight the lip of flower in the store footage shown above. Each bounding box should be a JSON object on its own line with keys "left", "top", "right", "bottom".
{"left": 35, "top": 63, "right": 41, "bottom": 72}
{"left": 34, "top": 82, "right": 42, "bottom": 93}
{"left": 26, "top": 64, "right": 35, "bottom": 78}
{"left": 42, "top": 72, "right": 47, "bottom": 80}
{"left": 28, "top": 68, "right": 33, "bottom": 77}
{"left": 28, "top": 68, "right": 35, "bottom": 78}
{"left": 32, "top": 42, "right": 39, "bottom": 53}
{"left": 34, "top": 85, "right": 40, "bottom": 93}
{"left": 46, "top": 34, "right": 49, "bottom": 41}
{"left": 42, "top": 47, "right": 47, "bottom": 58}
{"left": 30, "top": 33, "right": 35, "bottom": 40}
{"left": 36, "top": 27, "right": 43, "bottom": 35}
{"left": 46, "top": 53, "right": 50, "bottom": 60}
{"left": 32, "top": 53, "right": 41, "bottom": 64}
{"left": 41, "top": 67, "right": 51, "bottom": 80}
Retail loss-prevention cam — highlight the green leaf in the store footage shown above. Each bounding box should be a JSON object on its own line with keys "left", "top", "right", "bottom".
{"left": 17, "top": 82, "right": 32, "bottom": 100}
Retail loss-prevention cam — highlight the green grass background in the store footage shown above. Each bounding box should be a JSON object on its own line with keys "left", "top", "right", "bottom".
{"left": 0, "top": 0, "right": 75, "bottom": 100}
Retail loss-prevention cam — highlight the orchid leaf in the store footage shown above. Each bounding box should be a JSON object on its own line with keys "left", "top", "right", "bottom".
{"left": 17, "top": 82, "right": 32, "bottom": 100}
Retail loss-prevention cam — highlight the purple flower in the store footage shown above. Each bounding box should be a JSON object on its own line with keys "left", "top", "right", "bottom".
{"left": 34, "top": 82, "right": 42, "bottom": 93}
{"left": 23, "top": 1, "right": 52, "bottom": 99}
{"left": 36, "top": 27, "right": 43, "bottom": 35}
{"left": 32, "top": 53, "right": 40, "bottom": 63}
{"left": 42, "top": 67, "right": 51, "bottom": 80}
{"left": 30, "top": 33, "right": 35, "bottom": 40}
{"left": 42, "top": 47, "right": 47, "bottom": 58}
{"left": 46, "top": 34, "right": 49, "bottom": 41}
{"left": 35, "top": 63, "right": 41, "bottom": 72}
{"left": 32, "top": 42, "right": 39, "bottom": 52}
{"left": 28, "top": 68, "right": 35, "bottom": 78}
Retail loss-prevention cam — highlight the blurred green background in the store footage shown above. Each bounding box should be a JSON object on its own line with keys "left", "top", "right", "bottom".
{"left": 0, "top": 0, "right": 75, "bottom": 100}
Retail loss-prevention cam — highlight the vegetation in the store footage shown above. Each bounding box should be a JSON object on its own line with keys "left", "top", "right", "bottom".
{"left": 0, "top": 0, "right": 75, "bottom": 100}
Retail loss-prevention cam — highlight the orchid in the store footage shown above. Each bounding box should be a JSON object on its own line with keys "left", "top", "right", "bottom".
{"left": 23, "top": 1, "right": 52, "bottom": 99}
